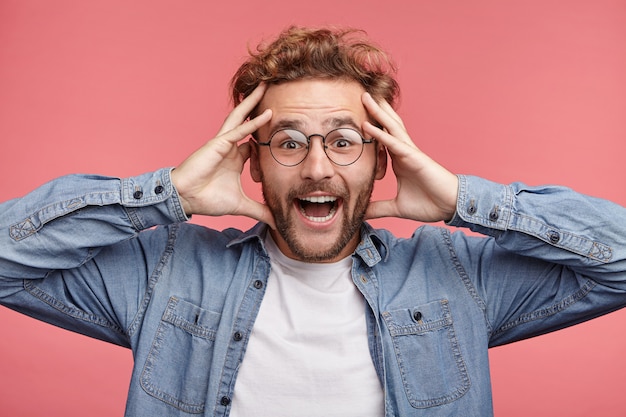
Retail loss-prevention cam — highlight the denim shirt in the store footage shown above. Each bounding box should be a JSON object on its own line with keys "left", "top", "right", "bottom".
{"left": 1, "top": 169, "right": 625, "bottom": 417}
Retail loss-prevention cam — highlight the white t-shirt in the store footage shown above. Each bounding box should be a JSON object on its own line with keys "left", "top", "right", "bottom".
{"left": 229, "top": 234, "right": 384, "bottom": 417}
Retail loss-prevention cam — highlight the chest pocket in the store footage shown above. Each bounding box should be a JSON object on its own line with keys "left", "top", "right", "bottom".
{"left": 140, "top": 296, "right": 221, "bottom": 414}
{"left": 382, "top": 299, "right": 470, "bottom": 408}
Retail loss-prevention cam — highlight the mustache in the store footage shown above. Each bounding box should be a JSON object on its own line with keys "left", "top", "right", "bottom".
{"left": 285, "top": 180, "right": 350, "bottom": 201}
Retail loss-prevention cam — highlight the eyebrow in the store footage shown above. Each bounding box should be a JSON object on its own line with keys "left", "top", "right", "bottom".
{"left": 270, "top": 116, "right": 360, "bottom": 133}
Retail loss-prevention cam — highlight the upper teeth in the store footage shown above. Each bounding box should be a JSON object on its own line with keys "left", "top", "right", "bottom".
{"left": 300, "top": 196, "right": 337, "bottom": 203}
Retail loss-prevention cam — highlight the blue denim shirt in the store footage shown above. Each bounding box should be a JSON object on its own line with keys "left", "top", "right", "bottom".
{"left": 1, "top": 169, "right": 625, "bottom": 416}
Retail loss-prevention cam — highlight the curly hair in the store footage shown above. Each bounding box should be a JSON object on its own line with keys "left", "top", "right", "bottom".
{"left": 230, "top": 26, "right": 399, "bottom": 108}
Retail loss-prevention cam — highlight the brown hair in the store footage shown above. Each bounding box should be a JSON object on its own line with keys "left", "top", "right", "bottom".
{"left": 231, "top": 26, "right": 399, "bottom": 108}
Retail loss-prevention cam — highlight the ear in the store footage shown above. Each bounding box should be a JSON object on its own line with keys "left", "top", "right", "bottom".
{"left": 374, "top": 142, "right": 387, "bottom": 180}
{"left": 249, "top": 140, "right": 263, "bottom": 183}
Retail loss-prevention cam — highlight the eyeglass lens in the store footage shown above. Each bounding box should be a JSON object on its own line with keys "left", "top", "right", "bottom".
{"left": 268, "top": 128, "right": 366, "bottom": 166}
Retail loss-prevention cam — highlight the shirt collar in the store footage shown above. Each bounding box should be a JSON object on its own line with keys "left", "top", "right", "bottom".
{"left": 226, "top": 222, "right": 389, "bottom": 266}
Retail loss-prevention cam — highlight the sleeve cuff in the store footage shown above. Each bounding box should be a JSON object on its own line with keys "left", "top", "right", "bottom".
{"left": 446, "top": 175, "right": 513, "bottom": 235}
{"left": 121, "top": 168, "right": 189, "bottom": 229}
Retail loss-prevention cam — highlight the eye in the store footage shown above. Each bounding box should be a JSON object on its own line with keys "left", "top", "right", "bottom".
{"left": 271, "top": 129, "right": 308, "bottom": 151}
{"left": 326, "top": 129, "right": 361, "bottom": 150}
{"left": 279, "top": 140, "right": 304, "bottom": 150}
{"left": 331, "top": 138, "right": 352, "bottom": 148}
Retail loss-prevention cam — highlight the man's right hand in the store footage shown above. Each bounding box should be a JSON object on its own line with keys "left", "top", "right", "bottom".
{"left": 171, "top": 83, "right": 276, "bottom": 229}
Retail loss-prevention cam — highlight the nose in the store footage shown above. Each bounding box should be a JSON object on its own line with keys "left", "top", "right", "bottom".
{"left": 299, "top": 136, "right": 335, "bottom": 181}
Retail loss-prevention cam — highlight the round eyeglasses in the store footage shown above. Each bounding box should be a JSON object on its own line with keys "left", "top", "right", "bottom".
{"left": 256, "top": 127, "right": 375, "bottom": 167}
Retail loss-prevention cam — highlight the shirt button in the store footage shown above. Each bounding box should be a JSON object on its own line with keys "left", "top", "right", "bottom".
{"left": 154, "top": 185, "right": 164, "bottom": 194}
{"left": 220, "top": 396, "right": 231, "bottom": 406}
{"left": 467, "top": 204, "right": 477, "bottom": 215}
{"left": 548, "top": 231, "right": 560, "bottom": 244}
{"left": 233, "top": 331, "right": 243, "bottom": 341}
{"left": 133, "top": 190, "right": 143, "bottom": 199}
{"left": 413, "top": 311, "right": 423, "bottom": 322}
{"left": 489, "top": 209, "right": 499, "bottom": 221}
{"left": 253, "top": 280, "right": 263, "bottom": 289}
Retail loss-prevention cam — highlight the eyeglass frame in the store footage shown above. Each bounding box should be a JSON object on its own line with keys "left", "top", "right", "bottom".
{"left": 254, "top": 127, "right": 376, "bottom": 167}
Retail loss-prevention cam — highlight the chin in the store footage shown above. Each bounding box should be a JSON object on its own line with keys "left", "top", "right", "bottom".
{"left": 284, "top": 234, "right": 355, "bottom": 263}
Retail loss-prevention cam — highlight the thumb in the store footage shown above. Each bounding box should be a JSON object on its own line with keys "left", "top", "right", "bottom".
{"left": 365, "top": 199, "right": 396, "bottom": 220}
{"left": 241, "top": 198, "right": 276, "bottom": 230}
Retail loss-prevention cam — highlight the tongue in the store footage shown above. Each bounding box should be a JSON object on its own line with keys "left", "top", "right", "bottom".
{"left": 301, "top": 201, "right": 333, "bottom": 218}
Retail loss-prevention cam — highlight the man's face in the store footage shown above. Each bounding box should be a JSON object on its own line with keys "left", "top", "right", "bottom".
{"left": 251, "top": 78, "right": 386, "bottom": 263}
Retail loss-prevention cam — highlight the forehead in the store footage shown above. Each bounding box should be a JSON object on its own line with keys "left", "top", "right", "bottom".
{"left": 258, "top": 79, "right": 368, "bottom": 131}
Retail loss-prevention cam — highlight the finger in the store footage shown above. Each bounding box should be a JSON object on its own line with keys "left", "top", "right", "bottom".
{"left": 219, "top": 108, "right": 272, "bottom": 146}
{"left": 238, "top": 140, "right": 251, "bottom": 162}
{"left": 363, "top": 93, "right": 404, "bottom": 128}
{"left": 362, "top": 93, "right": 410, "bottom": 141}
{"left": 378, "top": 99, "right": 406, "bottom": 129}
{"left": 363, "top": 121, "right": 418, "bottom": 157}
{"left": 218, "top": 83, "right": 268, "bottom": 135}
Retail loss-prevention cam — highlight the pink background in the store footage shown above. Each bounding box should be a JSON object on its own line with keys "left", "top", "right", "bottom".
{"left": 1, "top": 1, "right": 625, "bottom": 415}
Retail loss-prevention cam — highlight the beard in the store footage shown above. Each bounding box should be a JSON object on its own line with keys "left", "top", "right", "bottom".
{"left": 260, "top": 174, "right": 376, "bottom": 263}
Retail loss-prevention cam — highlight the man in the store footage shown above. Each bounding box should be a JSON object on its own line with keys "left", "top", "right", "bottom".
{"left": 1, "top": 26, "right": 625, "bottom": 417}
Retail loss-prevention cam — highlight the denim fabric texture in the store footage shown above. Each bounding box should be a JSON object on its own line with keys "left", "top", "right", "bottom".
{"left": 1, "top": 168, "right": 625, "bottom": 416}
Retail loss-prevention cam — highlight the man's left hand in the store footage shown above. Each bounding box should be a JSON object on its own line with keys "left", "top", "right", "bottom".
{"left": 362, "top": 92, "right": 459, "bottom": 223}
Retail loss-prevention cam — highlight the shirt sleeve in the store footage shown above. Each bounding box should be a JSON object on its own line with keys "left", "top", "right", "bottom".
{"left": 447, "top": 175, "right": 626, "bottom": 346}
{"left": 0, "top": 168, "right": 188, "bottom": 346}
{"left": 0, "top": 168, "right": 187, "bottom": 277}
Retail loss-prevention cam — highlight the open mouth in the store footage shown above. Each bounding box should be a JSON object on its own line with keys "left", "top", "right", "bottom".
{"left": 297, "top": 196, "right": 339, "bottom": 223}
